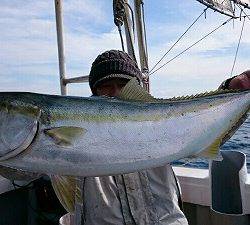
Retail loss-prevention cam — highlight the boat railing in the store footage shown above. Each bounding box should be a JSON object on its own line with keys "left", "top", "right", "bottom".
{"left": 1, "top": 166, "right": 250, "bottom": 211}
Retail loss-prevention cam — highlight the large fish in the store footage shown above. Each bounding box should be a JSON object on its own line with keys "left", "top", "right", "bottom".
{"left": 0, "top": 78, "right": 249, "bottom": 177}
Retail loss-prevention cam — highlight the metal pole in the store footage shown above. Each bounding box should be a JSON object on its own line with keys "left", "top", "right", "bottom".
{"left": 134, "top": 0, "right": 150, "bottom": 92}
{"left": 55, "top": 0, "right": 67, "bottom": 95}
{"left": 64, "top": 75, "right": 89, "bottom": 84}
{"left": 123, "top": 0, "right": 137, "bottom": 61}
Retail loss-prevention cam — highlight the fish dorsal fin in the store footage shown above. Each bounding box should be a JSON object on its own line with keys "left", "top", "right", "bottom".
{"left": 167, "top": 89, "right": 242, "bottom": 101}
{"left": 119, "top": 78, "right": 247, "bottom": 103}
{"left": 197, "top": 137, "right": 221, "bottom": 159}
{"left": 44, "top": 127, "right": 86, "bottom": 146}
{"left": 118, "top": 78, "right": 156, "bottom": 102}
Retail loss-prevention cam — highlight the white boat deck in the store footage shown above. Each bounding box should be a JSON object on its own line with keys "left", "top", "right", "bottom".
{"left": 173, "top": 167, "right": 250, "bottom": 211}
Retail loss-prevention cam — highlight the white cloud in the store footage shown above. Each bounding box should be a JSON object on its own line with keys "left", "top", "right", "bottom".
{"left": 0, "top": 1, "right": 51, "bottom": 18}
{"left": 146, "top": 9, "right": 250, "bottom": 97}
{"left": 149, "top": 53, "right": 249, "bottom": 97}
{"left": 0, "top": 0, "right": 249, "bottom": 97}
{"left": 149, "top": 17, "right": 250, "bottom": 59}
{"left": 63, "top": 0, "right": 107, "bottom": 24}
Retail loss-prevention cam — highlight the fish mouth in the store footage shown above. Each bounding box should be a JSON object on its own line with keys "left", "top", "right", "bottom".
{"left": 0, "top": 103, "right": 40, "bottom": 161}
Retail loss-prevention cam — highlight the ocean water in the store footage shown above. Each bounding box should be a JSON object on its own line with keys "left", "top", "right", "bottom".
{"left": 173, "top": 115, "right": 250, "bottom": 172}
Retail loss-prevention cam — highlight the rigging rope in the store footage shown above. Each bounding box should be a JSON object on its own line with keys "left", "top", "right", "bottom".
{"left": 113, "top": 0, "right": 126, "bottom": 51}
{"left": 149, "top": 8, "right": 208, "bottom": 74}
{"left": 236, "top": 4, "right": 250, "bottom": 21}
{"left": 113, "top": 0, "right": 125, "bottom": 27}
{"left": 125, "top": 2, "right": 135, "bottom": 41}
{"left": 149, "top": 17, "right": 233, "bottom": 76}
{"left": 118, "top": 25, "right": 125, "bottom": 51}
{"left": 230, "top": 16, "right": 246, "bottom": 77}
{"left": 113, "top": 0, "right": 137, "bottom": 60}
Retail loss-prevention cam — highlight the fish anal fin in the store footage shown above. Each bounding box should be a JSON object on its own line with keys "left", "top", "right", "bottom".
{"left": 197, "top": 137, "right": 221, "bottom": 159}
{"left": 118, "top": 78, "right": 156, "bottom": 102}
{"left": 44, "top": 126, "right": 86, "bottom": 146}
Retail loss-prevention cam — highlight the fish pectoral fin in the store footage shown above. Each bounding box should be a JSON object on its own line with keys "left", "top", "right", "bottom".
{"left": 44, "top": 126, "right": 86, "bottom": 146}
{"left": 118, "top": 77, "right": 156, "bottom": 102}
{"left": 197, "top": 138, "right": 221, "bottom": 159}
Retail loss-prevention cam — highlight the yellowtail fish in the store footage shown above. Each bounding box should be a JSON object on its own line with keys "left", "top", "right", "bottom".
{"left": 0, "top": 78, "right": 249, "bottom": 177}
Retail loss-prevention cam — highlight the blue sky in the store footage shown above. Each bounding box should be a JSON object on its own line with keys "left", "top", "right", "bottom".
{"left": 0, "top": 0, "right": 249, "bottom": 97}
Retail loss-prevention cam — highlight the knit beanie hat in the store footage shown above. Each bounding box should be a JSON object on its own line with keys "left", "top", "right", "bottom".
{"left": 89, "top": 50, "right": 142, "bottom": 95}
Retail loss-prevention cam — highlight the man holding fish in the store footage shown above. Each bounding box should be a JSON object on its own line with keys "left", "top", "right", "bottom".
{"left": 51, "top": 50, "right": 250, "bottom": 225}
{"left": 0, "top": 49, "right": 249, "bottom": 225}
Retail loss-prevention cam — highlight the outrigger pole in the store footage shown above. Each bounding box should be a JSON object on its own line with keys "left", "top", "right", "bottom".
{"left": 54, "top": 0, "right": 89, "bottom": 96}
{"left": 123, "top": 0, "right": 137, "bottom": 61}
{"left": 54, "top": 0, "right": 67, "bottom": 95}
{"left": 113, "top": 0, "right": 150, "bottom": 91}
{"left": 134, "top": 0, "right": 150, "bottom": 92}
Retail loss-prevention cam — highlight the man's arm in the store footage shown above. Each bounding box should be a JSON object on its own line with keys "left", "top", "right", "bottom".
{"left": 219, "top": 70, "right": 250, "bottom": 90}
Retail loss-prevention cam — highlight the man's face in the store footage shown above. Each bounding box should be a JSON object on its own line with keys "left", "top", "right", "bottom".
{"left": 96, "top": 78, "right": 129, "bottom": 97}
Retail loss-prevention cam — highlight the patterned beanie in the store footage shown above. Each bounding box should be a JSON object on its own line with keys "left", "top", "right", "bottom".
{"left": 89, "top": 50, "right": 142, "bottom": 95}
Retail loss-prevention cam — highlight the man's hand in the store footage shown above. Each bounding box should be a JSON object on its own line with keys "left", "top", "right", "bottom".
{"left": 228, "top": 70, "right": 250, "bottom": 90}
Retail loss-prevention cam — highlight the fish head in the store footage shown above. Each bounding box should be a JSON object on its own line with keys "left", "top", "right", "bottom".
{"left": 0, "top": 100, "right": 40, "bottom": 161}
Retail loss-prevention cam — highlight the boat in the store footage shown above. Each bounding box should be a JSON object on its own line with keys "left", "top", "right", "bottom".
{"left": 0, "top": 0, "right": 249, "bottom": 224}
